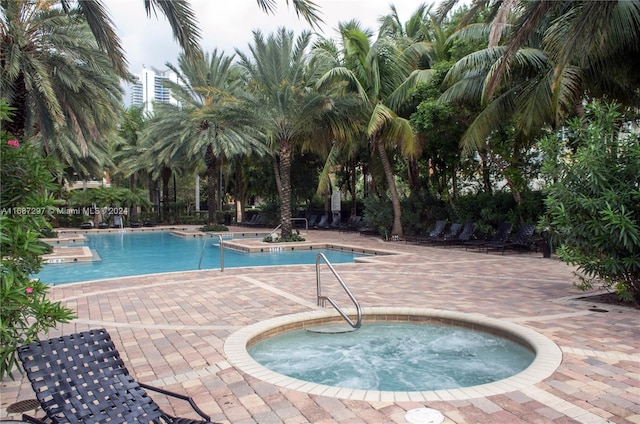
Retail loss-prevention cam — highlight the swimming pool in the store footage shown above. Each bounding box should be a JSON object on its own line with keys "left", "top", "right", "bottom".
{"left": 36, "top": 232, "right": 365, "bottom": 285}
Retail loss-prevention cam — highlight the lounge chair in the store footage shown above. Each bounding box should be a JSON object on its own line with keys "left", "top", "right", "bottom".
{"left": 486, "top": 223, "right": 536, "bottom": 254}
{"left": 315, "top": 214, "right": 328, "bottom": 229}
{"left": 433, "top": 221, "right": 476, "bottom": 247}
{"left": 17, "top": 328, "right": 217, "bottom": 424}
{"left": 425, "top": 222, "right": 463, "bottom": 246}
{"left": 240, "top": 214, "right": 259, "bottom": 226}
{"left": 464, "top": 222, "right": 512, "bottom": 251}
{"left": 405, "top": 220, "right": 447, "bottom": 244}
{"left": 80, "top": 221, "right": 94, "bottom": 230}
{"left": 339, "top": 216, "right": 362, "bottom": 232}
{"left": 328, "top": 214, "right": 342, "bottom": 229}
{"left": 306, "top": 214, "right": 318, "bottom": 228}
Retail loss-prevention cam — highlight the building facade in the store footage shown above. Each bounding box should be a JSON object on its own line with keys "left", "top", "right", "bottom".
{"left": 129, "top": 66, "right": 179, "bottom": 113}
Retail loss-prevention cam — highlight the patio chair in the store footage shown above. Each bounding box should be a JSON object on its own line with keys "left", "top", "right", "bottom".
{"left": 339, "top": 216, "right": 362, "bottom": 232}
{"left": 486, "top": 223, "right": 536, "bottom": 254}
{"left": 17, "top": 328, "right": 217, "bottom": 424}
{"left": 439, "top": 221, "right": 476, "bottom": 247}
{"left": 463, "top": 222, "right": 512, "bottom": 251}
{"left": 315, "top": 214, "right": 329, "bottom": 229}
{"left": 420, "top": 222, "right": 462, "bottom": 244}
{"left": 405, "top": 220, "right": 447, "bottom": 244}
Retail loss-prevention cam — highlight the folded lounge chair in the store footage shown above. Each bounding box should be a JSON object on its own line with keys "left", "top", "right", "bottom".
{"left": 18, "top": 328, "right": 217, "bottom": 424}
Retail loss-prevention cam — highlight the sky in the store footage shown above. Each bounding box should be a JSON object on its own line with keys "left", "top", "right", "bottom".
{"left": 105, "top": 0, "right": 432, "bottom": 76}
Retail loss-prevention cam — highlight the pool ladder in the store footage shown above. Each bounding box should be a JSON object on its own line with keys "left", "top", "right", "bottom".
{"left": 313, "top": 253, "right": 362, "bottom": 332}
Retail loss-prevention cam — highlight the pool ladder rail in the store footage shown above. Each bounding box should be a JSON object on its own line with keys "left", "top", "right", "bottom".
{"left": 310, "top": 253, "right": 362, "bottom": 334}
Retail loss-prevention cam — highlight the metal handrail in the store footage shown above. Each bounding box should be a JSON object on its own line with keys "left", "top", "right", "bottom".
{"left": 198, "top": 234, "right": 224, "bottom": 272}
{"left": 315, "top": 253, "right": 362, "bottom": 329}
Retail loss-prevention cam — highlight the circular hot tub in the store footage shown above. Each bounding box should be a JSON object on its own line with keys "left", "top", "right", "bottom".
{"left": 224, "top": 307, "right": 562, "bottom": 401}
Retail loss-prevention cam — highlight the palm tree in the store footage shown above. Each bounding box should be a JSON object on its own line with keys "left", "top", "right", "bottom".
{"left": 316, "top": 20, "right": 433, "bottom": 238}
{"left": 237, "top": 28, "right": 346, "bottom": 238}
{"left": 1, "top": 2, "right": 123, "bottom": 145}
{"left": 142, "top": 51, "right": 267, "bottom": 225}
{"left": 439, "top": 1, "right": 640, "bottom": 202}
{"left": 54, "top": 0, "right": 323, "bottom": 78}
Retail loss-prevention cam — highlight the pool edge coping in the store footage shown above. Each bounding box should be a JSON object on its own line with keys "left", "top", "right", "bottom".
{"left": 224, "top": 307, "right": 563, "bottom": 402}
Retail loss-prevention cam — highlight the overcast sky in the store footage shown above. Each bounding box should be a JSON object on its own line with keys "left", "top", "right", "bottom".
{"left": 105, "top": 0, "right": 435, "bottom": 75}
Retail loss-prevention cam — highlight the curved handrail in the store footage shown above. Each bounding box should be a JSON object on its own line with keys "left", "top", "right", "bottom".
{"left": 198, "top": 234, "right": 224, "bottom": 272}
{"left": 315, "top": 253, "right": 361, "bottom": 329}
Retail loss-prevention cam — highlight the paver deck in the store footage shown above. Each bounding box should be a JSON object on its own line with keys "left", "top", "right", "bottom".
{"left": 1, "top": 227, "right": 638, "bottom": 423}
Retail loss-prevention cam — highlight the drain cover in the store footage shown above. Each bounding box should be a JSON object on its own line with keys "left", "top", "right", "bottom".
{"left": 6, "top": 399, "right": 40, "bottom": 413}
{"left": 405, "top": 407, "right": 445, "bottom": 424}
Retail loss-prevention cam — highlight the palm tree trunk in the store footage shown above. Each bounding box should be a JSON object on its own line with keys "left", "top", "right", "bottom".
{"left": 161, "top": 166, "right": 171, "bottom": 224}
{"left": 205, "top": 145, "right": 217, "bottom": 225}
{"left": 6, "top": 73, "right": 28, "bottom": 140}
{"left": 375, "top": 135, "right": 403, "bottom": 238}
{"left": 279, "top": 139, "right": 292, "bottom": 238}
{"left": 348, "top": 159, "right": 357, "bottom": 219}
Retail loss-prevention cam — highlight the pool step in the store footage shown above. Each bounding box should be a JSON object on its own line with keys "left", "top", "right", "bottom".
{"left": 306, "top": 324, "right": 359, "bottom": 334}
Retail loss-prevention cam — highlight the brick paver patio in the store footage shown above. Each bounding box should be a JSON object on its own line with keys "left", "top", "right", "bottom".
{"left": 1, "top": 227, "right": 638, "bottom": 423}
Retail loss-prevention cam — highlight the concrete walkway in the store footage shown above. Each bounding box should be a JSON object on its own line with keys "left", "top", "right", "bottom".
{"left": 1, "top": 228, "right": 638, "bottom": 423}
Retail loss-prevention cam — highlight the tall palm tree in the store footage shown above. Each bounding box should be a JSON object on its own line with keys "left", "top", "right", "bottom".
{"left": 1, "top": 2, "right": 123, "bottom": 144}
{"left": 237, "top": 28, "right": 345, "bottom": 238}
{"left": 316, "top": 20, "right": 433, "bottom": 238}
{"left": 143, "top": 51, "right": 267, "bottom": 225}
{"left": 53, "top": 0, "right": 323, "bottom": 78}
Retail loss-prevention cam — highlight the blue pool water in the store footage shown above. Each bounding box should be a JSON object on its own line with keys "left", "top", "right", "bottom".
{"left": 36, "top": 232, "right": 364, "bottom": 285}
{"left": 249, "top": 322, "right": 535, "bottom": 391}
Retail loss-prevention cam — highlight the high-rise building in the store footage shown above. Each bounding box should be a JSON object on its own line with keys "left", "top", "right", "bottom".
{"left": 129, "top": 66, "right": 179, "bottom": 113}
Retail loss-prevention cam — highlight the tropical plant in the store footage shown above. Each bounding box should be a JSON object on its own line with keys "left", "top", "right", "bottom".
{"left": 51, "top": 0, "right": 322, "bottom": 78}
{"left": 0, "top": 103, "right": 75, "bottom": 380}
{"left": 237, "top": 28, "right": 342, "bottom": 238}
{"left": 143, "top": 51, "right": 266, "bottom": 225}
{"left": 544, "top": 100, "right": 640, "bottom": 304}
{"left": 316, "top": 20, "right": 434, "bottom": 238}
{"left": 0, "top": 1, "right": 123, "bottom": 145}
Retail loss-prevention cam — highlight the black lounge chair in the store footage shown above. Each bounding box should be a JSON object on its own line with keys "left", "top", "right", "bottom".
{"left": 436, "top": 221, "right": 476, "bottom": 247}
{"left": 239, "top": 214, "right": 259, "bottom": 226}
{"left": 487, "top": 223, "right": 536, "bottom": 254}
{"left": 420, "top": 222, "right": 462, "bottom": 244}
{"left": 18, "top": 328, "right": 217, "bottom": 424}
{"left": 406, "top": 220, "right": 447, "bottom": 244}
{"left": 339, "top": 216, "right": 362, "bottom": 232}
{"left": 315, "top": 214, "right": 329, "bottom": 229}
{"left": 464, "top": 222, "right": 513, "bottom": 251}
{"left": 326, "top": 214, "right": 341, "bottom": 229}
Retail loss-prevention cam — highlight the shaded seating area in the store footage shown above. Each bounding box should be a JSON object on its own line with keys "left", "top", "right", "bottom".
{"left": 486, "top": 223, "right": 537, "bottom": 254}
{"left": 18, "top": 328, "right": 216, "bottom": 424}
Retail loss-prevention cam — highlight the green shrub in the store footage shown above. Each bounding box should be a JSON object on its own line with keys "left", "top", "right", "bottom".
{"left": 362, "top": 196, "right": 393, "bottom": 237}
{"left": 263, "top": 233, "right": 305, "bottom": 243}
{"left": 199, "top": 224, "right": 229, "bottom": 232}
{"left": 0, "top": 104, "right": 75, "bottom": 379}
{"left": 544, "top": 100, "right": 640, "bottom": 304}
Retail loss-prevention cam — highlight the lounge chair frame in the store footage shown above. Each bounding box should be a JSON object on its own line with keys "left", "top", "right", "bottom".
{"left": 18, "top": 328, "right": 215, "bottom": 424}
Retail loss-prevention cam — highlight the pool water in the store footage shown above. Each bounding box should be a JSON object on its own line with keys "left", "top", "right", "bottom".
{"left": 248, "top": 322, "right": 535, "bottom": 391}
{"left": 36, "top": 232, "right": 364, "bottom": 285}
